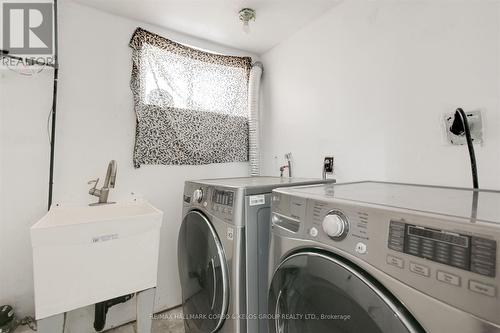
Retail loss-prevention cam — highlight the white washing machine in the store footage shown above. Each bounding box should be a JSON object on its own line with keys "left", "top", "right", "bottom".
{"left": 268, "top": 181, "right": 500, "bottom": 333}
{"left": 178, "top": 176, "right": 335, "bottom": 333}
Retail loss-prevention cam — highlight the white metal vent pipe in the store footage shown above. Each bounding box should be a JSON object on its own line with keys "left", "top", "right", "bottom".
{"left": 248, "top": 62, "right": 263, "bottom": 176}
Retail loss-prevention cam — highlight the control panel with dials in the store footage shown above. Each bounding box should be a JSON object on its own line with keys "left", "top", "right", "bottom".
{"left": 270, "top": 182, "right": 500, "bottom": 328}
{"left": 184, "top": 185, "right": 235, "bottom": 221}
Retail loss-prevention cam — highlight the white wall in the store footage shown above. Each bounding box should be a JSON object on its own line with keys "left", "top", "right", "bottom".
{"left": 1, "top": 0, "right": 256, "bottom": 329}
{"left": 0, "top": 68, "right": 52, "bottom": 318}
{"left": 261, "top": 0, "right": 500, "bottom": 190}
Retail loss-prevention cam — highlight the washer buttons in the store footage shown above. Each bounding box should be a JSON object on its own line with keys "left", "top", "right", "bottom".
{"left": 469, "top": 280, "right": 496, "bottom": 297}
{"left": 309, "top": 227, "right": 318, "bottom": 237}
{"left": 386, "top": 255, "right": 404, "bottom": 269}
{"left": 436, "top": 271, "right": 461, "bottom": 286}
{"left": 355, "top": 242, "right": 367, "bottom": 254}
{"left": 409, "top": 262, "right": 430, "bottom": 277}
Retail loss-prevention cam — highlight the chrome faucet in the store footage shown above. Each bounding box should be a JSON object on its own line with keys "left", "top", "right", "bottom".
{"left": 279, "top": 153, "right": 292, "bottom": 178}
{"left": 88, "top": 160, "right": 117, "bottom": 206}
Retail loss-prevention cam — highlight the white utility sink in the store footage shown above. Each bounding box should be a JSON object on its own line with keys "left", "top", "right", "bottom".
{"left": 31, "top": 201, "right": 163, "bottom": 320}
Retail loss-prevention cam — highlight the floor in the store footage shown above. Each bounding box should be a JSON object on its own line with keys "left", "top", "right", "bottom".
{"left": 108, "top": 307, "right": 184, "bottom": 333}
{"left": 13, "top": 307, "right": 184, "bottom": 333}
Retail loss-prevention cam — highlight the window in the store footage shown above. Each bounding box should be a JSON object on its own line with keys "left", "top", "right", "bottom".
{"left": 129, "top": 28, "right": 251, "bottom": 167}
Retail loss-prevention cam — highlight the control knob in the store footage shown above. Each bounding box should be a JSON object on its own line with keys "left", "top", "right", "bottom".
{"left": 322, "top": 211, "right": 349, "bottom": 240}
{"left": 193, "top": 188, "right": 204, "bottom": 203}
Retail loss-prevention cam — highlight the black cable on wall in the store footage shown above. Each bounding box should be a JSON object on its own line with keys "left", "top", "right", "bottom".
{"left": 450, "top": 107, "right": 479, "bottom": 222}
{"left": 450, "top": 108, "right": 479, "bottom": 189}
{"left": 48, "top": 0, "right": 59, "bottom": 210}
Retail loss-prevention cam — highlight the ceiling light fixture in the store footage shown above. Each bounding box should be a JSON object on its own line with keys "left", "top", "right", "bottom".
{"left": 239, "top": 8, "right": 256, "bottom": 33}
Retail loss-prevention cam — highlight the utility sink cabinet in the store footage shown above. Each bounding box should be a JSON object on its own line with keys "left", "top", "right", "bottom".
{"left": 30, "top": 201, "right": 163, "bottom": 323}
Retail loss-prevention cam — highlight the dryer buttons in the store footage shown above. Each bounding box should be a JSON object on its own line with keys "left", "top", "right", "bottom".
{"left": 355, "top": 242, "right": 367, "bottom": 254}
{"left": 226, "top": 227, "right": 234, "bottom": 241}
{"left": 309, "top": 227, "right": 318, "bottom": 238}
{"left": 469, "top": 280, "right": 496, "bottom": 297}
{"left": 436, "top": 271, "right": 460, "bottom": 286}
{"left": 386, "top": 255, "right": 404, "bottom": 269}
{"left": 410, "top": 262, "right": 430, "bottom": 277}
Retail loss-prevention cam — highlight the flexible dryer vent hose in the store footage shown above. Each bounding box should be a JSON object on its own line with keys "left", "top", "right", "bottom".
{"left": 248, "top": 62, "right": 263, "bottom": 176}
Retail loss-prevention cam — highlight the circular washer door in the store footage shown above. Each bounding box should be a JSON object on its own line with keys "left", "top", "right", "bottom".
{"left": 268, "top": 251, "right": 425, "bottom": 333}
{"left": 178, "top": 210, "right": 229, "bottom": 333}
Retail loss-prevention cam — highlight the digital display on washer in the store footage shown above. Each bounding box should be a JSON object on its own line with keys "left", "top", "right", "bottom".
{"left": 212, "top": 190, "right": 234, "bottom": 206}
{"left": 388, "top": 221, "right": 497, "bottom": 277}
{"left": 407, "top": 226, "right": 468, "bottom": 247}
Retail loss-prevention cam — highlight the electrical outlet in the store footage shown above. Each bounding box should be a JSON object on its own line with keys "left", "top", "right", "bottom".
{"left": 444, "top": 110, "right": 483, "bottom": 145}
{"left": 324, "top": 156, "right": 334, "bottom": 173}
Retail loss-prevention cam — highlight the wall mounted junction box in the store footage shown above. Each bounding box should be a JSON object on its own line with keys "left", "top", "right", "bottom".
{"left": 324, "top": 156, "right": 334, "bottom": 174}
{"left": 443, "top": 110, "right": 483, "bottom": 145}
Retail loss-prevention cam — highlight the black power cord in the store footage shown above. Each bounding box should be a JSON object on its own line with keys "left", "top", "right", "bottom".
{"left": 450, "top": 108, "right": 479, "bottom": 189}
{"left": 450, "top": 107, "right": 479, "bottom": 222}
{"left": 47, "top": 0, "right": 59, "bottom": 210}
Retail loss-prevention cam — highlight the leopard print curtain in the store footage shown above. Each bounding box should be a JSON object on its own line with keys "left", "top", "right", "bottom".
{"left": 129, "top": 27, "right": 252, "bottom": 167}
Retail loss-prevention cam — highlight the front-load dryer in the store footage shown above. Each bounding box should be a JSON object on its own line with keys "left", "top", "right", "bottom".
{"left": 178, "top": 176, "right": 335, "bottom": 333}
{"left": 268, "top": 181, "right": 500, "bottom": 333}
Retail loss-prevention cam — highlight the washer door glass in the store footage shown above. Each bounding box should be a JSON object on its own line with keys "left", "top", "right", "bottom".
{"left": 268, "top": 252, "right": 424, "bottom": 333}
{"left": 178, "top": 210, "right": 229, "bottom": 333}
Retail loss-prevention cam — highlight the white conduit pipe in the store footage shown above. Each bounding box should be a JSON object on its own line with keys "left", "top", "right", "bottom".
{"left": 248, "top": 62, "right": 263, "bottom": 176}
